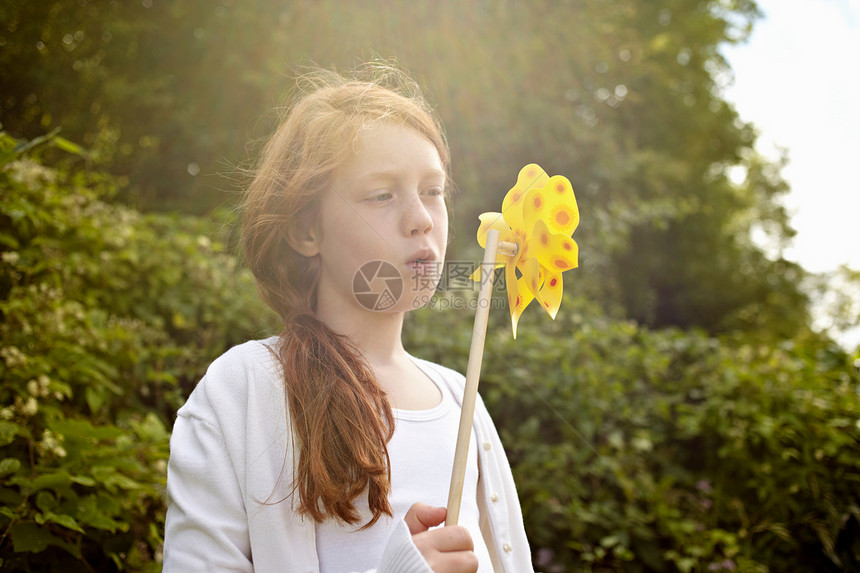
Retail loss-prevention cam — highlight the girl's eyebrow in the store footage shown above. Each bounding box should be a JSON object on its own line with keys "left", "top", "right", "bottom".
{"left": 353, "top": 169, "right": 398, "bottom": 183}
{"left": 353, "top": 167, "right": 446, "bottom": 185}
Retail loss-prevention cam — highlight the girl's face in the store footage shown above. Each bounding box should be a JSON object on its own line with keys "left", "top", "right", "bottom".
{"left": 304, "top": 122, "right": 449, "bottom": 315}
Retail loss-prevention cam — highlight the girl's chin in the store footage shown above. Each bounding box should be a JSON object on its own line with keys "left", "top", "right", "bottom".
{"left": 398, "top": 288, "right": 441, "bottom": 312}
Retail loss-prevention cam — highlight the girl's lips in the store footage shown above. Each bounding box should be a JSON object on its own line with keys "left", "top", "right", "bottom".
{"left": 406, "top": 258, "right": 436, "bottom": 271}
{"left": 405, "top": 250, "right": 440, "bottom": 278}
{"left": 406, "top": 248, "right": 436, "bottom": 267}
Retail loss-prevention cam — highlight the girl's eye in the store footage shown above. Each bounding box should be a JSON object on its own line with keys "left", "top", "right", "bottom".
{"left": 424, "top": 186, "right": 444, "bottom": 198}
{"left": 369, "top": 192, "right": 392, "bottom": 202}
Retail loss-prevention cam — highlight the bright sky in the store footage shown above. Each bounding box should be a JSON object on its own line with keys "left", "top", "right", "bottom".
{"left": 721, "top": 0, "right": 860, "bottom": 348}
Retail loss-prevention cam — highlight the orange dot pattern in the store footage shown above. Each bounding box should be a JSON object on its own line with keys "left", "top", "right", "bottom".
{"left": 474, "top": 163, "right": 581, "bottom": 338}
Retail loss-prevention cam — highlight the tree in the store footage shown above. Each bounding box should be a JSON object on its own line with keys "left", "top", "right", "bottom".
{"left": 2, "top": 0, "right": 809, "bottom": 337}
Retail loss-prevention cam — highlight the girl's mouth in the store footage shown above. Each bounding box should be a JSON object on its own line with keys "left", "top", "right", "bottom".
{"left": 407, "top": 258, "right": 433, "bottom": 269}
{"left": 406, "top": 247, "right": 436, "bottom": 269}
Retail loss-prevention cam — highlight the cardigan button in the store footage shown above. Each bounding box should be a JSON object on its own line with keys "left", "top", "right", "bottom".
{"left": 490, "top": 493, "right": 499, "bottom": 503}
{"left": 482, "top": 441, "right": 491, "bottom": 451}
{"left": 503, "top": 543, "right": 513, "bottom": 553}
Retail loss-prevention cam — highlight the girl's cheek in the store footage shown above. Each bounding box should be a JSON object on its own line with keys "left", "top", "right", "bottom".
{"left": 430, "top": 201, "right": 449, "bottom": 221}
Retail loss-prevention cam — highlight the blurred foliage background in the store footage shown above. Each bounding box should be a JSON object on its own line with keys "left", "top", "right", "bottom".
{"left": 1, "top": 0, "right": 858, "bottom": 571}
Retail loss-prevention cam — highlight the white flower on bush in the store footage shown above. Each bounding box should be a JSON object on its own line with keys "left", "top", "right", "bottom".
{"left": 7, "top": 158, "right": 56, "bottom": 186}
{"left": 37, "top": 429, "right": 67, "bottom": 458}
{"left": 15, "top": 396, "right": 38, "bottom": 417}
{"left": 1, "top": 251, "right": 20, "bottom": 266}
{"left": 26, "top": 375, "right": 51, "bottom": 398}
{"left": 0, "top": 346, "right": 27, "bottom": 368}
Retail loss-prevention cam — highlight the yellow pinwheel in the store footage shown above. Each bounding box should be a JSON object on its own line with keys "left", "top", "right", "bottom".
{"left": 472, "top": 163, "right": 580, "bottom": 338}
{"left": 447, "top": 163, "right": 581, "bottom": 528}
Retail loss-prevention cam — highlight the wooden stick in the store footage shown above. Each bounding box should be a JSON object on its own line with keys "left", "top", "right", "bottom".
{"left": 446, "top": 229, "right": 502, "bottom": 526}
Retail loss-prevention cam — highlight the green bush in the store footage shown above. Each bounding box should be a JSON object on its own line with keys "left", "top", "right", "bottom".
{"left": 405, "top": 293, "right": 860, "bottom": 572}
{"left": 0, "top": 132, "right": 274, "bottom": 571}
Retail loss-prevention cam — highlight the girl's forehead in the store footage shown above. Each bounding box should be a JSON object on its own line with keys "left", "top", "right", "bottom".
{"left": 336, "top": 123, "right": 445, "bottom": 181}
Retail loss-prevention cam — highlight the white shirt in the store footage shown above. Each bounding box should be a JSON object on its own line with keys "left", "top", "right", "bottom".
{"left": 163, "top": 337, "right": 533, "bottom": 572}
{"left": 315, "top": 368, "right": 492, "bottom": 572}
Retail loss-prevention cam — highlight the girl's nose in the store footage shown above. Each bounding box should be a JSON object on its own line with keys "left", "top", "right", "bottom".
{"left": 403, "top": 195, "right": 434, "bottom": 236}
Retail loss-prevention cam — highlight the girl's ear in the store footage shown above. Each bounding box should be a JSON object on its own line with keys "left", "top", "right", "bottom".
{"left": 285, "top": 219, "right": 321, "bottom": 257}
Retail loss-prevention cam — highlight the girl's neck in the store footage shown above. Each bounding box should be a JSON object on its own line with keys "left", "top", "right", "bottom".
{"left": 316, "top": 304, "right": 408, "bottom": 365}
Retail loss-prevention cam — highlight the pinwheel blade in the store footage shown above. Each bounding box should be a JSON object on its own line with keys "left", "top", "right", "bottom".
{"left": 539, "top": 270, "right": 564, "bottom": 319}
{"left": 472, "top": 163, "right": 580, "bottom": 337}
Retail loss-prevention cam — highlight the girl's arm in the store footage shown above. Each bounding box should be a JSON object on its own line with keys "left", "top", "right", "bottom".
{"left": 341, "top": 504, "right": 476, "bottom": 573}
{"left": 163, "top": 411, "right": 253, "bottom": 571}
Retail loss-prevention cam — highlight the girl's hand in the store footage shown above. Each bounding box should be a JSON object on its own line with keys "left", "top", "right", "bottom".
{"left": 403, "top": 503, "right": 479, "bottom": 573}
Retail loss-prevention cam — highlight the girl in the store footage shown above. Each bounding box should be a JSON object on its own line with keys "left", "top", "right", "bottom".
{"left": 163, "top": 64, "right": 533, "bottom": 573}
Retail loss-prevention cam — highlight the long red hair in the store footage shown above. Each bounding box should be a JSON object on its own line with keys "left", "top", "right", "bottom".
{"left": 241, "top": 63, "right": 450, "bottom": 527}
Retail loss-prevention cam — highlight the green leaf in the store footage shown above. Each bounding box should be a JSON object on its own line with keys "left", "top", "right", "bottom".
{"left": 10, "top": 522, "right": 57, "bottom": 553}
{"left": 30, "top": 471, "right": 72, "bottom": 491}
{"left": 0, "top": 457, "right": 22, "bottom": 477}
{"left": 0, "top": 231, "right": 20, "bottom": 249}
{"left": 52, "top": 136, "right": 87, "bottom": 157}
{"left": 0, "top": 128, "right": 62, "bottom": 168}
{"left": 0, "top": 421, "right": 22, "bottom": 447}
{"left": 42, "top": 511, "right": 86, "bottom": 534}
{"left": 35, "top": 491, "right": 57, "bottom": 513}
{"left": 75, "top": 495, "right": 120, "bottom": 531}
{"left": 85, "top": 386, "right": 106, "bottom": 413}
{"left": 92, "top": 466, "right": 142, "bottom": 491}
{"left": 70, "top": 475, "right": 96, "bottom": 487}
{"left": 0, "top": 150, "right": 16, "bottom": 168}
{"left": 52, "top": 419, "right": 123, "bottom": 441}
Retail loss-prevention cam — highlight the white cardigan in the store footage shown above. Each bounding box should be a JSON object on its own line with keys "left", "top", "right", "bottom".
{"left": 163, "top": 337, "right": 533, "bottom": 572}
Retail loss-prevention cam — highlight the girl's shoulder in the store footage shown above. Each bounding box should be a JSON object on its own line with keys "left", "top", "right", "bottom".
{"left": 205, "top": 335, "right": 283, "bottom": 383}
{"left": 177, "top": 335, "right": 283, "bottom": 425}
